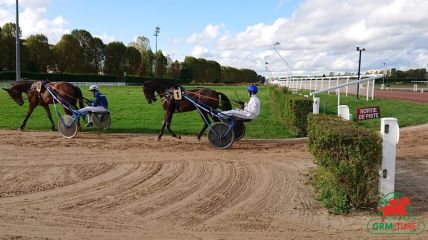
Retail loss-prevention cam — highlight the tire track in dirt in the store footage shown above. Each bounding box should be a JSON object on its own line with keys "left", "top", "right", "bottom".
{"left": 1, "top": 129, "right": 427, "bottom": 239}
{"left": 0, "top": 163, "right": 115, "bottom": 198}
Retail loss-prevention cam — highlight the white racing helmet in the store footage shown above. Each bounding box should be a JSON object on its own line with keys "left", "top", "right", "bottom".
{"left": 89, "top": 84, "right": 99, "bottom": 92}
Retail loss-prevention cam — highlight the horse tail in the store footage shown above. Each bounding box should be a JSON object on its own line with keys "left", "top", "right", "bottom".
{"left": 217, "top": 92, "right": 232, "bottom": 110}
{"left": 74, "top": 85, "right": 84, "bottom": 109}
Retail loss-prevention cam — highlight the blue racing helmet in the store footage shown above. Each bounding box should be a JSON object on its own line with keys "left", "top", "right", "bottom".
{"left": 247, "top": 85, "right": 258, "bottom": 94}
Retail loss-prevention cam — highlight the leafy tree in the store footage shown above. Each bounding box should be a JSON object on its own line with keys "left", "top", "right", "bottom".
{"left": 155, "top": 50, "right": 167, "bottom": 78}
{"left": 0, "top": 26, "right": 4, "bottom": 70}
{"left": 2, "top": 22, "right": 21, "bottom": 38}
{"left": 125, "top": 46, "right": 142, "bottom": 75}
{"left": 168, "top": 60, "right": 181, "bottom": 79}
{"left": 24, "top": 34, "right": 52, "bottom": 72}
{"left": 104, "top": 41, "right": 127, "bottom": 75}
{"left": 71, "top": 29, "right": 94, "bottom": 73}
{"left": 139, "top": 49, "right": 154, "bottom": 76}
{"left": 91, "top": 37, "right": 105, "bottom": 74}
{"left": 53, "top": 34, "right": 83, "bottom": 73}
{"left": 1, "top": 22, "right": 22, "bottom": 70}
{"left": 206, "top": 60, "right": 222, "bottom": 83}
{"left": 181, "top": 56, "right": 197, "bottom": 82}
{"left": 128, "top": 36, "right": 151, "bottom": 54}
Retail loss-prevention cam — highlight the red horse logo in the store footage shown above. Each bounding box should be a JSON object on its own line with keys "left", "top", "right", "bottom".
{"left": 378, "top": 197, "right": 410, "bottom": 222}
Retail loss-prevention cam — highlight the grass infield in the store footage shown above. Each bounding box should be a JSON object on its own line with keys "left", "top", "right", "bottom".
{"left": 0, "top": 85, "right": 293, "bottom": 139}
{"left": 1, "top": 84, "right": 428, "bottom": 139}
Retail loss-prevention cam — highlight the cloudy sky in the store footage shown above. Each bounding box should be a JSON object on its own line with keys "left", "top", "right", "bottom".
{"left": 1, "top": 0, "right": 427, "bottom": 75}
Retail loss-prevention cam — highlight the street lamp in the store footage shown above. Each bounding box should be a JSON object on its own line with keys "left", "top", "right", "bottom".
{"left": 153, "top": 26, "right": 160, "bottom": 78}
{"left": 16, "top": 0, "right": 20, "bottom": 82}
{"left": 273, "top": 42, "right": 291, "bottom": 86}
{"left": 356, "top": 47, "right": 365, "bottom": 100}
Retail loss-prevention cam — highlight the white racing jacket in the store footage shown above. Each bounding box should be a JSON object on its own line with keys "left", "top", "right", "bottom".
{"left": 243, "top": 95, "right": 260, "bottom": 119}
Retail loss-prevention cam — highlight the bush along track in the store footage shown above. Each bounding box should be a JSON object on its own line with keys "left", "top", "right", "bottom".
{"left": 307, "top": 114, "right": 382, "bottom": 213}
{"left": 269, "top": 86, "right": 312, "bottom": 137}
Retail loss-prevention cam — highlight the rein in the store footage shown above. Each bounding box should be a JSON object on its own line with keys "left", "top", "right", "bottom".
{"left": 183, "top": 90, "right": 223, "bottom": 103}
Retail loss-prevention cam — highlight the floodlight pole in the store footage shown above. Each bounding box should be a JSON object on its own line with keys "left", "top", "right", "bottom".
{"left": 273, "top": 42, "right": 291, "bottom": 87}
{"left": 16, "top": 0, "right": 21, "bottom": 82}
{"left": 154, "top": 26, "right": 160, "bottom": 78}
{"left": 356, "top": 47, "right": 365, "bottom": 100}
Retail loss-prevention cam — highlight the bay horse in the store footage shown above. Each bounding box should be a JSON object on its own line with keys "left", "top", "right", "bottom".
{"left": 142, "top": 80, "right": 232, "bottom": 141}
{"left": 2, "top": 81, "right": 84, "bottom": 131}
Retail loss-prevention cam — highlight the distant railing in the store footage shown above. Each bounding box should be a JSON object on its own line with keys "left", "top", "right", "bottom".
{"left": 268, "top": 74, "right": 384, "bottom": 99}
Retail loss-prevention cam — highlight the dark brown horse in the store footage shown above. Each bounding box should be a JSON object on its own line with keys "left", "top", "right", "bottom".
{"left": 2, "top": 81, "right": 84, "bottom": 131}
{"left": 142, "top": 80, "right": 232, "bottom": 140}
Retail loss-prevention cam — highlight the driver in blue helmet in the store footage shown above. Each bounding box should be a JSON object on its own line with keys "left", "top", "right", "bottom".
{"left": 221, "top": 85, "right": 260, "bottom": 120}
{"left": 77, "top": 85, "right": 109, "bottom": 127}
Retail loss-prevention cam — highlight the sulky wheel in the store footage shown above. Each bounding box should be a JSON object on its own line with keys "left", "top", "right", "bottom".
{"left": 92, "top": 112, "right": 111, "bottom": 130}
{"left": 233, "top": 120, "right": 246, "bottom": 141}
{"left": 208, "top": 122, "right": 235, "bottom": 149}
{"left": 58, "top": 115, "right": 77, "bottom": 138}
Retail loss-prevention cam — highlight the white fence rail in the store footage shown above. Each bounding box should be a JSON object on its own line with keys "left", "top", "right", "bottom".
{"left": 268, "top": 74, "right": 384, "bottom": 100}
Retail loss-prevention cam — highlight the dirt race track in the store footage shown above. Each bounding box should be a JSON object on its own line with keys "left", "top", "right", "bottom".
{"left": 0, "top": 127, "right": 427, "bottom": 239}
{"left": 375, "top": 89, "right": 428, "bottom": 103}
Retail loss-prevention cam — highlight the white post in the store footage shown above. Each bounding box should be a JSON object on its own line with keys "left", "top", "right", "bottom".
{"left": 328, "top": 78, "right": 331, "bottom": 95}
{"left": 380, "top": 118, "right": 400, "bottom": 196}
{"left": 338, "top": 105, "right": 350, "bottom": 120}
{"left": 321, "top": 78, "right": 324, "bottom": 91}
{"left": 336, "top": 78, "right": 339, "bottom": 95}
{"left": 315, "top": 78, "right": 318, "bottom": 91}
{"left": 366, "top": 80, "right": 370, "bottom": 101}
{"left": 337, "top": 89, "right": 341, "bottom": 108}
{"left": 346, "top": 77, "right": 349, "bottom": 96}
{"left": 371, "top": 79, "right": 375, "bottom": 100}
{"left": 313, "top": 97, "right": 320, "bottom": 114}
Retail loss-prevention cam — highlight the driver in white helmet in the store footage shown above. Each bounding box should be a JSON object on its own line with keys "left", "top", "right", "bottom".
{"left": 77, "top": 85, "right": 109, "bottom": 127}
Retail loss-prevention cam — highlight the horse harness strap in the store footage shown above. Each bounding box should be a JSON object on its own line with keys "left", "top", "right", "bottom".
{"left": 33, "top": 81, "right": 49, "bottom": 101}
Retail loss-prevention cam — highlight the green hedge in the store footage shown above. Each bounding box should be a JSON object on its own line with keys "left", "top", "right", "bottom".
{"left": 307, "top": 114, "right": 382, "bottom": 213}
{"left": 0, "top": 71, "right": 185, "bottom": 84}
{"left": 269, "top": 86, "right": 312, "bottom": 137}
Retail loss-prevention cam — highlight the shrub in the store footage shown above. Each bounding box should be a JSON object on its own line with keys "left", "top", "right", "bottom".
{"left": 308, "top": 114, "right": 382, "bottom": 213}
{"left": 269, "top": 86, "right": 312, "bottom": 137}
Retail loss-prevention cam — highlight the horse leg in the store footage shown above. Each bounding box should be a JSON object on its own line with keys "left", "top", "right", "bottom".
{"left": 42, "top": 105, "right": 56, "bottom": 131}
{"left": 19, "top": 105, "right": 36, "bottom": 131}
{"left": 165, "top": 111, "right": 181, "bottom": 139}
{"left": 197, "top": 112, "right": 210, "bottom": 141}
{"left": 157, "top": 120, "right": 167, "bottom": 141}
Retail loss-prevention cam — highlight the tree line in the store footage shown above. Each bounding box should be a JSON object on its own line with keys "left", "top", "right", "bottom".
{"left": 0, "top": 22, "right": 262, "bottom": 83}
{"left": 389, "top": 68, "right": 426, "bottom": 79}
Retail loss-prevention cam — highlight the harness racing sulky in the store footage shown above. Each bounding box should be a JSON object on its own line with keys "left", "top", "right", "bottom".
{"left": 42, "top": 81, "right": 111, "bottom": 138}
{"left": 169, "top": 85, "right": 248, "bottom": 149}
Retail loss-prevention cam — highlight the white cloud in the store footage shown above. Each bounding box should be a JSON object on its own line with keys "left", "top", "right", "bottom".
{"left": 94, "top": 33, "right": 115, "bottom": 44}
{"left": 191, "top": 45, "right": 214, "bottom": 58}
{"left": 184, "top": 0, "right": 428, "bottom": 75}
{"left": 187, "top": 23, "right": 224, "bottom": 44}
{"left": 0, "top": 0, "right": 69, "bottom": 43}
{"left": 277, "top": 0, "right": 292, "bottom": 8}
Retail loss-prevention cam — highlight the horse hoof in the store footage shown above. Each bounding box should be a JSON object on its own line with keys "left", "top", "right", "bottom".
{"left": 17, "top": 128, "right": 23, "bottom": 131}
{"left": 156, "top": 137, "right": 161, "bottom": 141}
{"left": 197, "top": 136, "right": 201, "bottom": 141}
{"left": 176, "top": 134, "right": 181, "bottom": 139}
